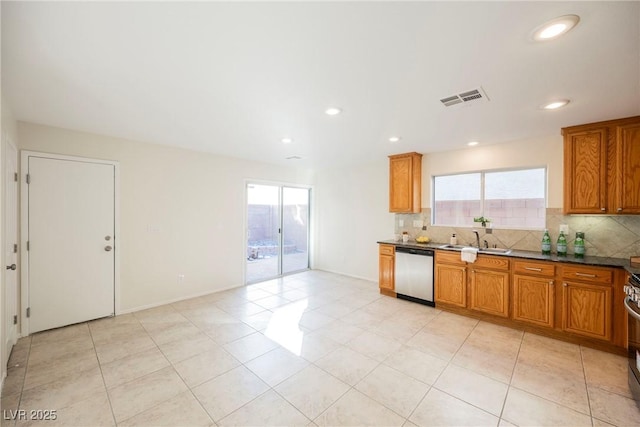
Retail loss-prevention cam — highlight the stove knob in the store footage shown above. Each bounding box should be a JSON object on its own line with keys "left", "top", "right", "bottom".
{"left": 625, "top": 285, "right": 632, "bottom": 295}
{"left": 633, "top": 294, "right": 640, "bottom": 302}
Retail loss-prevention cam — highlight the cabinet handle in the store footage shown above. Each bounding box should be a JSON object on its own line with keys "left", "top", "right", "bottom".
{"left": 525, "top": 267, "right": 543, "bottom": 272}
{"left": 575, "top": 272, "right": 597, "bottom": 278}
{"left": 601, "top": 208, "right": 606, "bottom": 211}
{"left": 549, "top": 280, "right": 554, "bottom": 286}
{"left": 563, "top": 282, "right": 568, "bottom": 287}
{"left": 617, "top": 208, "right": 623, "bottom": 212}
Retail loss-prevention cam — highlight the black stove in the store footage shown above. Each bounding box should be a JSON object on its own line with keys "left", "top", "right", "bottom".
{"left": 624, "top": 272, "right": 640, "bottom": 407}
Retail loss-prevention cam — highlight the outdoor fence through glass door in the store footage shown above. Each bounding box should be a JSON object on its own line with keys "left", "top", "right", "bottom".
{"left": 246, "top": 184, "right": 310, "bottom": 283}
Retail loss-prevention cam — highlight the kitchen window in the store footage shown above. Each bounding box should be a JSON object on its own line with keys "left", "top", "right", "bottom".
{"left": 433, "top": 167, "right": 546, "bottom": 229}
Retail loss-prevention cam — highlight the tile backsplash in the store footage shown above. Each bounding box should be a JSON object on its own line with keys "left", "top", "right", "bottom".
{"left": 395, "top": 208, "right": 640, "bottom": 259}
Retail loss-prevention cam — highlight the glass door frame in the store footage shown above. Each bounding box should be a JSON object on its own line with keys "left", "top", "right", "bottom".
{"left": 244, "top": 180, "right": 312, "bottom": 284}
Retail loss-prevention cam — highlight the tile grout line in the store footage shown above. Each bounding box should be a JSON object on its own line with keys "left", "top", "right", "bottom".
{"left": 498, "top": 327, "right": 526, "bottom": 424}
{"left": 87, "top": 321, "right": 119, "bottom": 427}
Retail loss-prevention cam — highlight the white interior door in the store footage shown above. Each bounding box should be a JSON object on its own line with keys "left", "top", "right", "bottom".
{"left": 3, "top": 142, "right": 18, "bottom": 367}
{"left": 27, "top": 156, "right": 115, "bottom": 333}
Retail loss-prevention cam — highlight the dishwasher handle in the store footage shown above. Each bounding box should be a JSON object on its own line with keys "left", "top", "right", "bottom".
{"left": 395, "top": 247, "right": 434, "bottom": 257}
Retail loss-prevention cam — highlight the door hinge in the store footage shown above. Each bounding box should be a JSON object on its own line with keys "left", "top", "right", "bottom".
{"left": 26, "top": 241, "right": 29, "bottom": 251}
{"left": 26, "top": 173, "right": 31, "bottom": 184}
{"left": 13, "top": 315, "right": 17, "bottom": 325}
{"left": 14, "top": 172, "right": 18, "bottom": 182}
{"left": 13, "top": 243, "right": 17, "bottom": 253}
{"left": 26, "top": 307, "right": 30, "bottom": 318}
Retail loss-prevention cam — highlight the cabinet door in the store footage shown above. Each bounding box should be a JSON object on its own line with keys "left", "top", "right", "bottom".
{"left": 435, "top": 264, "right": 467, "bottom": 307}
{"left": 562, "top": 281, "right": 612, "bottom": 341}
{"left": 379, "top": 254, "right": 395, "bottom": 291}
{"left": 563, "top": 129, "right": 608, "bottom": 214}
{"left": 389, "top": 153, "right": 421, "bottom": 213}
{"left": 469, "top": 269, "right": 510, "bottom": 317}
{"left": 616, "top": 122, "right": 640, "bottom": 214}
{"left": 512, "top": 274, "right": 554, "bottom": 328}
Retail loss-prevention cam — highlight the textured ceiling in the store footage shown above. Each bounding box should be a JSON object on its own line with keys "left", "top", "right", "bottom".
{"left": 2, "top": 1, "right": 639, "bottom": 169}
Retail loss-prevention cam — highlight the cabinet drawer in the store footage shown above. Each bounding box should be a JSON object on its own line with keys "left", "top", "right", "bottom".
{"left": 436, "top": 250, "right": 466, "bottom": 265}
{"left": 379, "top": 244, "right": 395, "bottom": 256}
{"left": 514, "top": 260, "right": 555, "bottom": 277}
{"left": 561, "top": 265, "right": 612, "bottom": 285}
{"left": 473, "top": 255, "right": 510, "bottom": 271}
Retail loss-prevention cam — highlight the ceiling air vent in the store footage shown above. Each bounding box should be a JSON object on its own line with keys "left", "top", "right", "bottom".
{"left": 440, "top": 87, "right": 489, "bottom": 107}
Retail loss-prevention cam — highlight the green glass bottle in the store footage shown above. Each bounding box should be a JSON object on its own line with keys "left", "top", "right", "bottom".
{"left": 541, "top": 229, "right": 551, "bottom": 255}
{"left": 574, "top": 232, "right": 585, "bottom": 258}
{"left": 557, "top": 231, "right": 567, "bottom": 256}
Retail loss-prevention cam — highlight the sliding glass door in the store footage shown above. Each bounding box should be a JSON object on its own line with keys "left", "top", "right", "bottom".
{"left": 246, "top": 183, "right": 310, "bottom": 284}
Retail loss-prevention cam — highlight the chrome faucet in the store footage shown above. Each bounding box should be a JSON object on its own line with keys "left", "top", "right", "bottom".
{"left": 484, "top": 239, "right": 489, "bottom": 249}
{"left": 472, "top": 230, "right": 480, "bottom": 249}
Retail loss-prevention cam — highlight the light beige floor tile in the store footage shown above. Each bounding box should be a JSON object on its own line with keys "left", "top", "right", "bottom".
{"left": 588, "top": 385, "right": 640, "bottom": 426}
{"left": 100, "top": 346, "right": 169, "bottom": 389}
{"left": 30, "top": 323, "right": 90, "bottom": 346}
{"left": 405, "top": 329, "right": 466, "bottom": 362}
{"left": 498, "top": 419, "right": 517, "bottom": 427}
{"left": 403, "top": 421, "right": 419, "bottom": 427}
{"left": 511, "top": 358, "right": 590, "bottom": 414}
{"left": 315, "top": 389, "right": 405, "bottom": 427}
{"left": 297, "top": 333, "right": 341, "bottom": 362}
{"left": 245, "top": 347, "right": 309, "bottom": 386}
{"left": 355, "top": 364, "right": 429, "bottom": 417}
{"left": 202, "top": 322, "right": 256, "bottom": 344}
{"left": 367, "top": 317, "right": 424, "bottom": 343}
{"left": 383, "top": 346, "right": 448, "bottom": 385}
{"left": 8, "top": 345, "right": 30, "bottom": 368}
{"left": 315, "top": 346, "right": 378, "bottom": 386}
{"left": 254, "top": 295, "right": 292, "bottom": 310}
{"left": 275, "top": 365, "right": 349, "bottom": 420}
{"left": 133, "top": 305, "right": 179, "bottom": 322}
{"left": 281, "top": 289, "right": 310, "bottom": 301}
{"left": 17, "top": 389, "right": 115, "bottom": 427}
{"left": 451, "top": 339, "right": 519, "bottom": 384}
{"left": 157, "top": 332, "right": 220, "bottom": 364}
{"left": 95, "top": 333, "right": 157, "bottom": 364}
{"left": 502, "top": 387, "right": 592, "bottom": 426}
{"left": 89, "top": 320, "right": 148, "bottom": 346}
{"left": 581, "top": 346, "right": 633, "bottom": 398}
{"left": 434, "top": 364, "right": 508, "bottom": 416}
{"left": 223, "top": 332, "right": 279, "bottom": 363}
{"left": 409, "top": 388, "right": 499, "bottom": 427}
{"left": 182, "top": 306, "right": 238, "bottom": 327}
{"left": 518, "top": 333, "right": 583, "bottom": 375}
{"left": 313, "top": 320, "right": 365, "bottom": 345}
{"left": 298, "top": 310, "right": 334, "bottom": 331}
{"left": 218, "top": 390, "right": 309, "bottom": 427}
{"left": 242, "top": 310, "right": 275, "bottom": 331}
{"left": 219, "top": 302, "right": 266, "bottom": 320}
{"left": 313, "top": 302, "right": 356, "bottom": 318}
{"left": 19, "top": 366, "right": 105, "bottom": 414}
{"left": 237, "top": 287, "right": 274, "bottom": 302}
{"left": 173, "top": 346, "right": 241, "bottom": 388}
{"left": 347, "top": 330, "right": 403, "bottom": 362}
{"left": 27, "top": 334, "right": 94, "bottom": 367}
{"left": 1, "top": 393, "right": 20, "bottom": 427}
{"left": 192, "top": 366, "right": 269, "bottom": 422}
{"left": 108, "top": 366, "right": 188, "bottom": 422}
{"left": 2, "top": 366, "right": 26, "bottom": 396}
{"left": 142, "top": 320, "right": 201, "bottom": 345}
{"left": 119, "top": 391, "right": 214, "bottom": 427}
{"left": 88, "top": 313, "right": 140, "bottom": 331}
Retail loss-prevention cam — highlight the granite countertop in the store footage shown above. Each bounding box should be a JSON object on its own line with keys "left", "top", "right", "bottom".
{"left": 377, "top": 239, "right": 640, "bottom": 276}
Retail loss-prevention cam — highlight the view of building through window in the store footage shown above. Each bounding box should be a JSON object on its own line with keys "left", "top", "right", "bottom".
{"left": 433, "top": 168, "right": 546, "bottom": 229}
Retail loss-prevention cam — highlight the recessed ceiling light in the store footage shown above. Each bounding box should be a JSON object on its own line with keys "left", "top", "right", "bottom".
{"left": 281, "top": 137, "right": 293, "bottom": 144}
{"left": 532, "top": 15, "right": 580, "bottom": 41}
{"left": 542, "top": 99, "right": 570, "bottom": 110}
{"left": 389, "top": 136, "right": 401, "bottom": 143}
{"left": 325, "top": 107, "right": 342, "bottom": 116}
{"left": 468, "top": 141, "right": 479, "bottom": 146}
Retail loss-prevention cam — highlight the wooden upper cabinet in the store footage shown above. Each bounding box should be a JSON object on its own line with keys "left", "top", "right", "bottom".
{"left": 562, "top": 116, "right": 640, "bottom": 214}
{"left": 389, "top": 152, "right": 422, "bottom": 213}
{"left": 617, "top": 122, "right": 640, "bottom": 214}
{"left": 563, "top": 128, "right": 608, "bottom": 214}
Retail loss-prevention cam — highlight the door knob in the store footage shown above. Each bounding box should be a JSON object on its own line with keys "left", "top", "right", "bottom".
{"left": 6, "top": 264, "right": 16, "bottom": 270}
{"left": 105, "top": 246, "right": 113, "bottom": 252}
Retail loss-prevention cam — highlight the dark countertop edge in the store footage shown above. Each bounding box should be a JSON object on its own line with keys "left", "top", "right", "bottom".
{"left": 377, "top": 240, "right": 640, "bottom": 276}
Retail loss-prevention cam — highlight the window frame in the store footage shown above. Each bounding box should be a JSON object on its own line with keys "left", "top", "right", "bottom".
{"left": 431, "top": 166, "right": 547, "bottom": 230}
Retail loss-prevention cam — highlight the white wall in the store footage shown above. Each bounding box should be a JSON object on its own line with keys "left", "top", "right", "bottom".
{"left": 314, "top": 160, "right": 394, "bottom": 281}
{"left": 314, "top": 134, "right": 563, "bottom": 280}
{"left": 18, "top": 122, "right": 314, "bottom": 312}
{"left": 424, "top": 135, "right": 564, "bottom": 208}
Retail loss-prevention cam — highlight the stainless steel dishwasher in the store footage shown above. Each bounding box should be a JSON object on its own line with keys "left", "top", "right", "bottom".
{"left": 394, "top": 247, "right": 435, "bottom": 306}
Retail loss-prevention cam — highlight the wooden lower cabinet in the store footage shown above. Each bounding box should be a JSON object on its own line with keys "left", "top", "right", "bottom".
{"left": 378, "top": 244, "right": 395, "bottom": 295}
{"left": 435, "top": 263, "right": 467, "bottom": 307}
{"left": 562, "top": 280, "right": 612, "bottom": 341}
{"left": 513, "top": 274, "right": 555, "bottom": 328}
{"left": 469, "top": 268, "right": 510, "bottom": 317}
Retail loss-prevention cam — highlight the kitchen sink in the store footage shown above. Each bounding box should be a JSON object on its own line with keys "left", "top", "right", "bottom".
{"left": 479, "top": 247, "right": 512, "bottom": 254}
{"left": 438, "top": 244, "right": 511, "bottom": 255}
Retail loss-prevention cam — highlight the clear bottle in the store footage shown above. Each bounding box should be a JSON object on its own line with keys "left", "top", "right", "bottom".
{"left": 450, "top": 234, "right": 457, "bottom": 245}
{"left": 557, "top": 231, "right": 567, "bottom": 256}
{"left": 574, "top": 232, "right": 585, "bottom": 258}
{"left": 541, "top": 229, "right": 552, "bottom": 255}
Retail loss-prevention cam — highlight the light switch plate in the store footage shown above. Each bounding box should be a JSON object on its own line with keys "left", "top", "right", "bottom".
{"left": 399, "top": 220, "right": 404, "bottom": 227}
{"left": 559, "top": 224, "right": 569, "bottom": 234}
